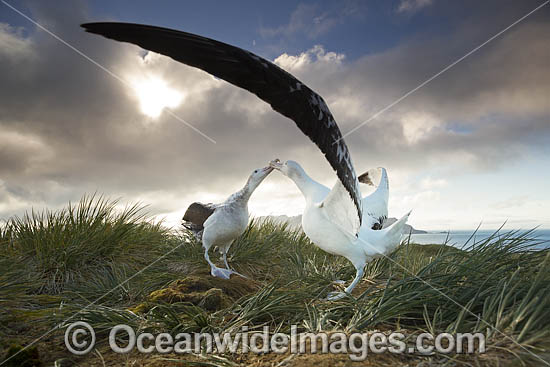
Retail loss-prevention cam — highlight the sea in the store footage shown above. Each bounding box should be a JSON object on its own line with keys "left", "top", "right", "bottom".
{"left": 408, "top": 229, "right": 550, "bottom": 249}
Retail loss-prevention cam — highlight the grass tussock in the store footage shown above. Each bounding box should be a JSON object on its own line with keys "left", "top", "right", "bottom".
{"left": 1, "top": 195, "right": 172, "bottom": 295}
{"left": 0, "top": 196, "right": 549, "bottom": 366}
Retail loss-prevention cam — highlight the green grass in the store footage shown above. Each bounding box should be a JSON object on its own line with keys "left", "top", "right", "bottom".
{"left": 0, "top": 195, "right": 173, "bottom": 295}
{"left": 1, "top": 196, "right": 549, "bottom": 366}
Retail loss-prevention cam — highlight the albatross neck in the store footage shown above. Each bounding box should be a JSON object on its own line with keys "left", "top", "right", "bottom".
{"left": 288, "top": 168, "right": 318, "bottom": 203}
{"left": 233, "top": 176, "right": 260, "bottom": 204}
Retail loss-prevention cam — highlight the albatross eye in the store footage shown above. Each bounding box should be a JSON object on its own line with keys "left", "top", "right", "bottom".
{"left": 254, "top": 170, "right": 258, "bottom": 173}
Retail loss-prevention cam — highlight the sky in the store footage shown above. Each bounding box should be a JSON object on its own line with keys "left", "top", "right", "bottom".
{"left": 0, "top": 0, "right": 549, "bottom": 231}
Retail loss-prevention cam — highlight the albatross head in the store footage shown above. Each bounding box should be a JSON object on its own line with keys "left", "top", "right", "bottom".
{"left": 269, "top": 159, "right": 305, "bottom": 180}
{"left": 247, "top": 166, "right": 274, "bottom": 189}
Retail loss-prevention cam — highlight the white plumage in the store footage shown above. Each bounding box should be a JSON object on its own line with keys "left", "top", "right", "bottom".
{"left": 183, "top": 166, "right": 273, "bottom": 279}
{"left": 270, "top": 160, "right": 410, "bottom": 300}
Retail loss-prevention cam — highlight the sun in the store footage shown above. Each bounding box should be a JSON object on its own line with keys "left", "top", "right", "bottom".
{"left": 130, "top": 76, "right": 184, "bottom": 118}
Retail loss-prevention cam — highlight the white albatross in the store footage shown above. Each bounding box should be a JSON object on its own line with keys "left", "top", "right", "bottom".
{"left": 81, "top": 23, "right": 412, "bottom": 296}
{"left": 182, "top": 166, "right": 273, "bottom": 279}
{"left": 270, "top": 160, "right": 410, "bottom": 299}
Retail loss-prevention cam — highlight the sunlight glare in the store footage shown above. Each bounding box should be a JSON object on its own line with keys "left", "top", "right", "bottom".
{"left": 131, "top": 76, "right": 183, "bottom": 118}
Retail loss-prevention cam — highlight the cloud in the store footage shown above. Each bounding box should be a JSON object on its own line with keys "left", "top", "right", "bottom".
{"left": 397, "top": 0, "right": 434, "bottom": 14}
{"left": 260, "top": 4, "right": 336, "bottom": 39}
{"left": 0, "top": 1, "right": 548, "bottom": 230}
{"left": 0, "top": 3, "right": 325, "bottom": 222}
{"left": 420, "top": 177, "right": 448, "bottom": 190}
{"left": 399, "top": 111, "right": 442, "bottom": 144}
{"left": 0, "top": 128, "right": 53, "bottom": 175}
{"left": 401, "top": 190, "right": 441, "bottom": 207}
{"left": 490, "top": 195, "right": 529, "bottom": 210}
{"left": 260, "top": 2, "right": 366, "bottom": 40}
{"left": 322, "top": 21, "right": 550, "bottom": 173}
{"left": 274, "top": 45, "right": 345, "bottom": 72}
{"left": 0, "top": 23, "right": 34, "bottom": 59}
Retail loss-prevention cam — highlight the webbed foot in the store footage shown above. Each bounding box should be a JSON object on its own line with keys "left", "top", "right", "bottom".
{"left": 211, "top": 267, "right": 233, "bottom": 279}
{"left": 326, "top": 291, "right": 347, "bottom": 301}
{"left": 210, "top": 267, "right": 249, "bottom": 280}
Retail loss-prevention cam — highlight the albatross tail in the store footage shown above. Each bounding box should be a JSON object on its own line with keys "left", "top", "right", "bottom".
{"left": 360, "top": 211, "right": 411, "bottom": 258}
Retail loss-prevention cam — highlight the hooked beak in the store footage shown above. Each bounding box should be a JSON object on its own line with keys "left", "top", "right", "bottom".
{"left": 269, "top": 158, "right": 283, "bottom": 170}
{"left": 255, "top": 166, "right": 273, "bottom": 177}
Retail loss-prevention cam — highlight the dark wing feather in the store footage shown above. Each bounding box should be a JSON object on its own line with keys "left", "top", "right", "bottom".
{"left": 81, "top": 22, "right": 362, "bottom": 225}
{"left": 182, "top": 202, "right": 216, "bottom": 234}
{"left": 358, "top": 171, "right": 374, "bottom": 186}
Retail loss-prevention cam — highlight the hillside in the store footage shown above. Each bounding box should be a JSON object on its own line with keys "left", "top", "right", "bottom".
{"left": 1, "top": 197, "right": 548, "bottom": 366}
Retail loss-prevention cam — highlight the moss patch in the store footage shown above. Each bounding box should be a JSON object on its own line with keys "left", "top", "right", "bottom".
{"left": 129, "top": 274, "right": 259, "bottom": 313}
{"left": 2, "top": 344, "right": 42, "bottom": 367}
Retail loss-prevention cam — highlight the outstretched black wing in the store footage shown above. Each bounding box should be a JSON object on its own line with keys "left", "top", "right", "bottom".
{"left": 82, "top": 22, "right": 362, "bottom": 225}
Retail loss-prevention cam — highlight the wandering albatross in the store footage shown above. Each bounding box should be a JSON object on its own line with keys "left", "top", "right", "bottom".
{"left": 269, "top": 159, "right": 410, "bottom": 299}
{"left": 81, "top": 22, "right": 411, "bottom": 297}
{"left": 182, "top": 166, "right": 273, "bottom": 279}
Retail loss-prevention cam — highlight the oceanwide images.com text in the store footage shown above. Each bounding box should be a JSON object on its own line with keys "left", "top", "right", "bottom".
{"left": 65, "top": 323, "right": 486, "bottom": 361}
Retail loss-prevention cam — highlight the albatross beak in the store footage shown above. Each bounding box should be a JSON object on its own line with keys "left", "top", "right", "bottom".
{"left": 269, "top": 158, "right": 283, "bottom": 170}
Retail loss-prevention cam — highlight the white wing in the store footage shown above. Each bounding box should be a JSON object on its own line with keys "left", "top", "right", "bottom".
{"left": 318, "top": 179, "right": 362, "bottom": 237}
{"left": 362, "top": 168, "right": 389, "bottom": 229}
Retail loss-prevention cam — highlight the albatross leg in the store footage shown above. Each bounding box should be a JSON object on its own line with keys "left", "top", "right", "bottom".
{"left": 203, "top": 245, "right": 248, "bottom": 280}
{"left": 204, "top": 246, "right": 232, "bottom": 279}
{"left": 327, "top": 266, "right": 365, "bottom": 301}
{"left": 222, "top": 250, "right": 230, "bottom": 270}
{"left": 222, "top": 248, "right": 249, "bottom": 279}
{"left": 221, "top": 241, "right": 234, "bottom": 270}
{"left": 344, "top": 266, "right": 365, "bottom": 294}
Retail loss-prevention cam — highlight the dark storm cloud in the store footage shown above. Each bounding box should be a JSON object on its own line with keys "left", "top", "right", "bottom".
{"left": 0, "top": 0, "right": 548, "bottom": 222}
